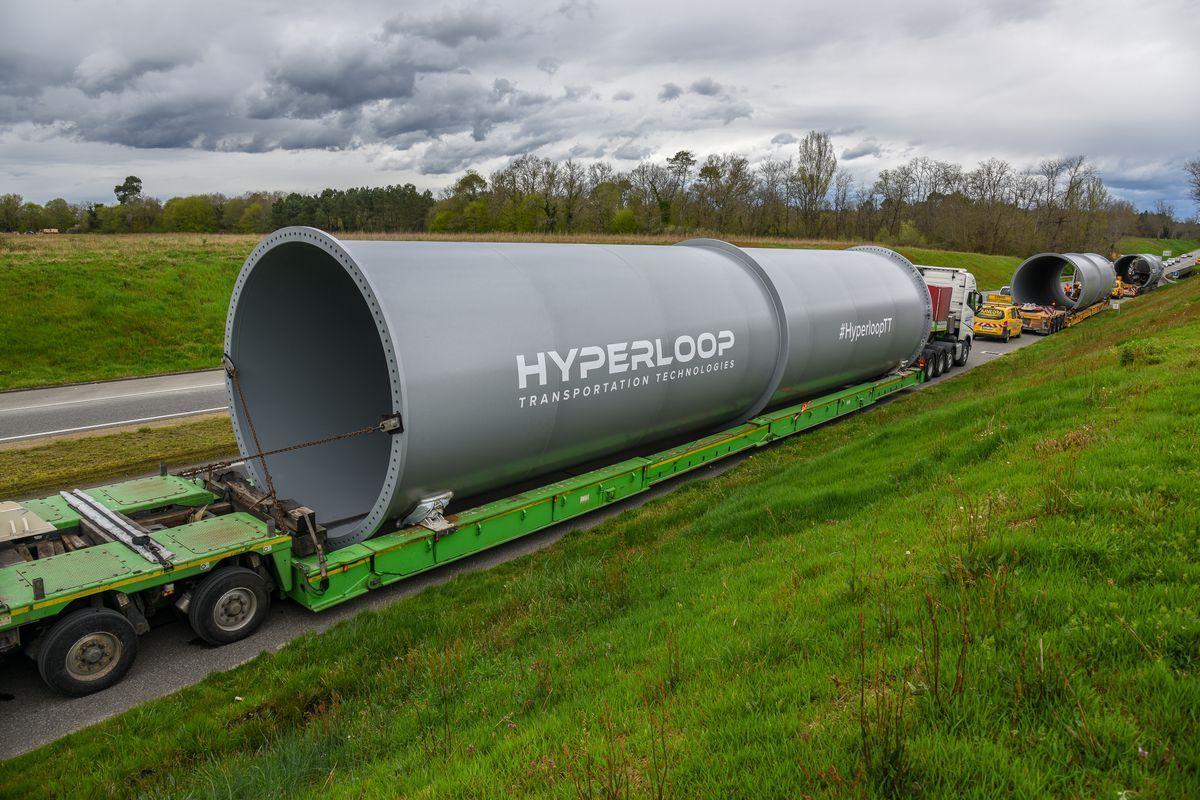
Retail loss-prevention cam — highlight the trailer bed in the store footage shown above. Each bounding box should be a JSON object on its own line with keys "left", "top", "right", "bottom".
{"left": 0, "top": 479, "right": 290, "bottom": 631}
{"left": 286, "top": 368, "right": 923, "bottom": 611}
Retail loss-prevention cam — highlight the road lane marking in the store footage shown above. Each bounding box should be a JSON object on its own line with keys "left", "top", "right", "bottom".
{"left": 0, "top": 407, "right": 230, "bottom": 443}
{"left": 0, "top": 382, "right": 226, "bottom": 413}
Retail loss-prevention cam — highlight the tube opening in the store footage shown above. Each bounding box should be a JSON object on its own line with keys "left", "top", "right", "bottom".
{"left": 228, "top": 240, "right": 394, "bottom": 542}
{"left": 1012, "top": 254, "right": 1074, "bottom": 307}
{"left": 1116, "top": 254, "right": 1154, "bottom": 287}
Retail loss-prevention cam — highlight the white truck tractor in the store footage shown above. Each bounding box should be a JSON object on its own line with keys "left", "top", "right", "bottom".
{"left": 917, "top": 265, "right": 982, "bottom": 375}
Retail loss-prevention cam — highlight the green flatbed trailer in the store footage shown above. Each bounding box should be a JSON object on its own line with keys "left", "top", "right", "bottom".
{"left": 0, "top": 368, "right": 921, "bottom": 695}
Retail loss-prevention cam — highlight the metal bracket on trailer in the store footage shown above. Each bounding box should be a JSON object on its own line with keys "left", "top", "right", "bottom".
{"left": 60, "top": 489, "right": 175, "bottom": 569}
{"left": 402, "top": 492, "right": 456, "bottom": 540}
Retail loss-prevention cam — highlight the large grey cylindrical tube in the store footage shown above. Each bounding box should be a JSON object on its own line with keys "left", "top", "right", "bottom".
{"left": 1010, "top": 252, "right": 1116, "bottom": 309}
{"left": 225, "top": 228, "right": 931, "bottom": 549}
{"left": 1114, "top": 253, "right": 1164, "bottom": 290}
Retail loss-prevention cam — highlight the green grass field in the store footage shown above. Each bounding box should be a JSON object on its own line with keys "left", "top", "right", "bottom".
{"left": 1117, "top": 237, "right": 1200, "bottom": 258}
{"left": 0, "top": 415, "right": 234, "bottom": 499}
{"left": 0, "top": 233, "right": 1016, "bottom": 391}
{"left": 0, "top": 234, "right": 254, "bottom": 391}
{"left": 2, "top": 265, "right": 1197, "bottom": 798}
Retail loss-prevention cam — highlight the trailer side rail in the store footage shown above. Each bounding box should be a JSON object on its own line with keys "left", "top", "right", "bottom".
{"left": 287, "top": 368, "right": 922, "bottom": 611}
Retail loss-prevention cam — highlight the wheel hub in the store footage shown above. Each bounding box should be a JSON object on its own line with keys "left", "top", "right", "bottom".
{"left": 67, "top": 632, "right": 121, "bottom": 681}
{"left": 214, "top": 587, "right": 257, "bottom": 631}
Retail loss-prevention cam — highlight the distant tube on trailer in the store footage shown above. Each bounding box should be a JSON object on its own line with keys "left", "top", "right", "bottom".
{"left": 225, "top": 229, "right": 932, "bottom": 549}
{"left": 1114, "top": 254, "right": 1164, "bottom": 290}
{"left": 1010, "top": 252, "right": 1116, "bottom": 309}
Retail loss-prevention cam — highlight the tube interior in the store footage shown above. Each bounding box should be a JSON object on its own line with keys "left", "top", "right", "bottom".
{"left": 1116, "top": 255, "right": 1151, "bottom": 286}
{"left": 1012, "top": 254, "right": 1074, "bottom": 307}
{"left": 229, "top": 241, "right": 393, "bottom": 540}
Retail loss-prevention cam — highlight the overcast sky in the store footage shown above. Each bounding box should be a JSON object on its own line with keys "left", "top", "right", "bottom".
{"left": 1, "top": 0, "right": 1197, "bottom": 212}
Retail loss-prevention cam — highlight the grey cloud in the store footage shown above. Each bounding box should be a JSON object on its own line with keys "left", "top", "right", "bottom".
{"left": 417, "top": 128, "right": 561, "bottom": 174}
{"left": 537, "top": 58, "right": 561, "bottom": 76}
{"left": 611, "top": 90, "right": 634, "bottom": 101}
{"left": 72, "top": 95, "right": 238, "bottom": 150}
{"left": 658, "top": 83, "right": 683, "bottom": 102}
{"left": 249, "top": 43, "right": 429, "bottom": 119}
{"left": 569, "top": 143, "right": 606, "bottom": 158}
{"left": 556, "top": 0, "right": 597, "bottom": 20}
{"left": 613, "top": 142, "right": 654, "bottom": 160}
{"left": 387, "top": 8, "right": 505, "bottom": 47}
{"left": 562, "top": 85, "right": 593, "bottom": 101}
{"left": 842, "top": 138, "right": 883, "bottom": 160}
{"left": 689, "top": 77, "right": 723, "bottom": 96}
{"left": 368, "top": 75, "right": 556, "bottom": 145}
{"left": 72, "top": 50, "right": 184, "bottom": 96}
{"left": 698, "top": 100, "right": 752, "bottom": 125}
{"left": 771, "top": 132, "right": 797, "bottom": 145}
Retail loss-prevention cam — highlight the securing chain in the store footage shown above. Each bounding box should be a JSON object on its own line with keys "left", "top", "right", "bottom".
{"left": 178, "top": 355, "right": 400, "bottom": 481}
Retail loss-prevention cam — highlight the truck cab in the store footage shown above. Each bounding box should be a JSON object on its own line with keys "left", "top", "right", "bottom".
{"left": 917, "top": 266, "right": 982, "bottom": 366}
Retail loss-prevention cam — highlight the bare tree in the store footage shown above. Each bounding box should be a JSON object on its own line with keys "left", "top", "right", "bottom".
{"left": 536, "top": 158, "right": 561, "bottom": 232}
{"left": 1186, "top": 157, "right": 1200, "bottom": 215}
{"left": 755, "top": 157, "right": 791, "bottom": 235}
{"left": 560, "top": 160, "right": 586, "bottom": 232}
{"left": 831, "top": 169, "right": 855, "bottom": 239}
{"left": 793, "top": 131, "right": 837, "bottom": 236}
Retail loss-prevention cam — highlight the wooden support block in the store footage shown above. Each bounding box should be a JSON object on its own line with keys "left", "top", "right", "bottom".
{"left": 61, "top": 533, "right": 90, "bottom": 551}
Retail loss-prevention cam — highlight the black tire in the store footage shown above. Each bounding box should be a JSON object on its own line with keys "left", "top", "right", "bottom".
{"left": 940, "top": 350, "right": 952, "bottom": 374}
{"left": 1002, "top": 329, "right": 1010, "bottom": 343}
{"left": 954, "top": 339, "right": 970, "bottom": 366}
{"left": 37, "top": 608, "right": 138, "bottom": 696}
{"left": 189, "top": 566, "right": 270, "bottom": 645}
{"left": 922, "top": 352, "right": 935, "bottom": 381}
{"left": 930, "top": 352, "right": 943, "bottom": 378}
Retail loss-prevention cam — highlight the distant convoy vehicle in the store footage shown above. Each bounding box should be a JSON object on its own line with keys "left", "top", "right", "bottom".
{"left": 0, "top": 234, "right": 1189, "bottom": 695}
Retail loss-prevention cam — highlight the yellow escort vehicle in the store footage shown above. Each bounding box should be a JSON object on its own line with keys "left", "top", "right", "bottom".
{"left": 973, "top": 302, "right": 1022, "bottom": 342}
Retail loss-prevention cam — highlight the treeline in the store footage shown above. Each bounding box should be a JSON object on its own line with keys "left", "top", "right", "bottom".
{"left": 427, "top": 134, "right": 1196, "bottom": 256}
{"left": 0, "top": 177, "right": 434, "bottom": 235}
{"left": 3, "top": 135, "right": 1196, "bottom": 256}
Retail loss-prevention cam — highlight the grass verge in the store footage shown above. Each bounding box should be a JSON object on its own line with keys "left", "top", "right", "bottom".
{"left": 2, "top": 233, "right": 1017, "bottom": 390}
{"left": 1117, "top": 237, "right": 1200, "bottom": 258}
{"left": 0, "top": 416, "right": 235, "bottom": 498}
{"left": 2, "top": 264, "right": 1198, "bottom": 797}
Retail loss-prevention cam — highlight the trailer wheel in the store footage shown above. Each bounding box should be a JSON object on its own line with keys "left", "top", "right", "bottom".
{"left": 37, "top": 608, "right": 138, "bottom": 696}
{"left": 940, "top": 350, "right": 952, "bottom": 374}
{"left": 189, "top": 567, "right": 270, "bottom": 646}
{"left": 922, "top": 356, "right": 934, "bottom": 381}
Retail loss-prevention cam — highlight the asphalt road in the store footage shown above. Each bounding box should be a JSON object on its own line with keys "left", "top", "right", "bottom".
{"left": 0, "top": 370, "right": 226, "bottom": 444}
{"left": 0, "top": 332, "right": 1036, "bottom": 759}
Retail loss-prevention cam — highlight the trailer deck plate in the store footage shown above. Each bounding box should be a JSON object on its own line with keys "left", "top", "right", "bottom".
{"left": 15, "top": 548, "right": 135, "bottom": 595}
{"left": 0, "top": 545, "right": 145, "bottom": 608}
{"left": 19, "top": 476, "right": 215, "bottom": 531}
{"left": 155, "top": 514, "right": 272, "bottom": 559}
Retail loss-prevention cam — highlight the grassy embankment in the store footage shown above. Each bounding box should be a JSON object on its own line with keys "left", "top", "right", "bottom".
{"left": 0, "top": 415, "right": 233, "bottom": 499}
{"left": 2, "top": 259, "right": 1197, "bottom": 798}
{"left": 1117, "top": 237, "right": 1200, "bottom": 257}
{"left": 0, "top": 233, "right": 1017, "bottom": 391}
